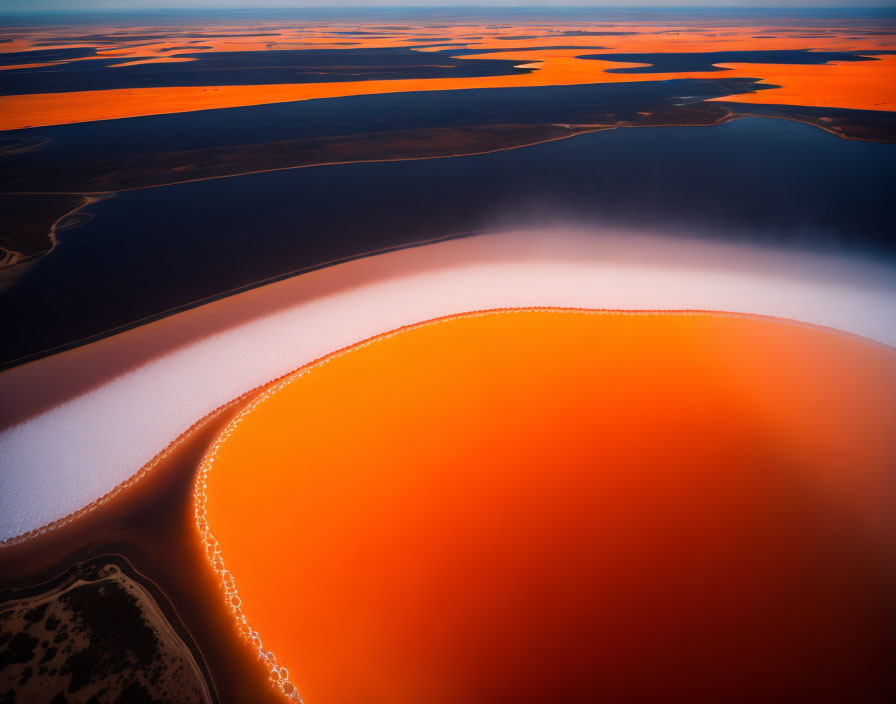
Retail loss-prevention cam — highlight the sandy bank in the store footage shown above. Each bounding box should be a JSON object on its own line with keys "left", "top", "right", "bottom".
{"left": 1, "top": 227, "right": 895, "bottom": 543}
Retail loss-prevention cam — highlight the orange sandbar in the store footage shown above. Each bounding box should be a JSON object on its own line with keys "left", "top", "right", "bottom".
{"left": 1, "top": 22, "right": 893, "bottom": 129}
{"left": 707, "top": 54, "right": 896, "bottom": 110}
{"left": 200, "top": 309, "right": 896, "bottom": 703}
{"left": 3, "top": 54, "right": 893, "bottom": 131}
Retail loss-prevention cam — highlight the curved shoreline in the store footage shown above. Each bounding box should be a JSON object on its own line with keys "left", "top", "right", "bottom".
{"left": 3, "top": 307, "right": 893, "bottom": 551}
{"left": 2, "top": 228, "right": 895, "bottom": 544}
{"left": 193, "top": 306, "right": 896, "bottom": 703}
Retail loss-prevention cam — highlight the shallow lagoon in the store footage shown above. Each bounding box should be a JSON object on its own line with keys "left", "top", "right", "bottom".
{"left": 2, "top": 117, "right": 894, "bottom": 364}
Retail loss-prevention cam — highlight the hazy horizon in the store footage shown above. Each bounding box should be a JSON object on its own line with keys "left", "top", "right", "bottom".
{"left": 3, "top": 0, "right": 896, "bottom": 12}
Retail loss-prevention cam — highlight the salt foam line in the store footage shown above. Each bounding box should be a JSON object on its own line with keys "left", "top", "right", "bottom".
{"left": 1, "top": 227, "right": 895, "bottom": 543}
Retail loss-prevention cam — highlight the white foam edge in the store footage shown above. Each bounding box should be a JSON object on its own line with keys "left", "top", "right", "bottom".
{"left": 1, "top": 226, "right": 895, "bottom": 542}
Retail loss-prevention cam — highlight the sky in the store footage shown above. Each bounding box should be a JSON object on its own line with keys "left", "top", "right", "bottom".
{"left": 2, "top": 0, "right": 894, "bottom": 11}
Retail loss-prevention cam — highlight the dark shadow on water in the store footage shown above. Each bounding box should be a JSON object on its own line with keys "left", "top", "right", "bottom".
{"left": 1, "top": 117, "right": 893, "bottom": 367}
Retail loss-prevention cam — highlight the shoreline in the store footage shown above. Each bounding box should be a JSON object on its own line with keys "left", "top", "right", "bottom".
{"left": 3, "top": 107, "right": 893, "bottom": 288}
{"left": 4, "top": 305, "right": 894, "bottom": 549}
{"left": 2, "top": 226, "right": 896, "bottom": 544}
{"left": 196, "top": 307, "right": 896, "bottom": 703}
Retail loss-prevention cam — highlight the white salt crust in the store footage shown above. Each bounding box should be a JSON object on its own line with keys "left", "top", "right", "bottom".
{"left": 1, "top": 227, "right": 895, "bottom": 543}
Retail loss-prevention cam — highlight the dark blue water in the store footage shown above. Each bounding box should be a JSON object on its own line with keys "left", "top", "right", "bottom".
{"left": 1, "top": 78, "right": 764, "bottom": 165}
{"left": 2, "top": 117, "right": 894, "bottom": 365}
{"left": 0, "top": 48, "right": 529, "bottom": 96}
{"left": 583, "top": 50, "right": 874, "bottom": 73}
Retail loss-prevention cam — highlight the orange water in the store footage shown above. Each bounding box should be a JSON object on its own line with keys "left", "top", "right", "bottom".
{"left": 201, "top": 310, "right": 896, "bottom": 703}
{"left": 2, "top": 23, "right": 893, "bottom": 129}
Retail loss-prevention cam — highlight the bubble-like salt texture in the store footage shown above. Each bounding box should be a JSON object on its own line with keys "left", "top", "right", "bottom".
{"left": 2, "top": 227, "right": 896, "bottom": 545}
{"left": 190, "top": 318, "right": 422, "bottom": 703}
{"left": 194, "top": 307, "right": 685, "bottom": 702}
{"left": 192, "top": 309, "right": 549, "bottom": 701}
{"left": 195, "top": 306, "right": 896, "bottom": 703}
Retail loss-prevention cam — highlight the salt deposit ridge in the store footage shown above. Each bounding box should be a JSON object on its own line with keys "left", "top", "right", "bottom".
{"left": 1, "top": 227, "right": 895, "bottom": 543}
